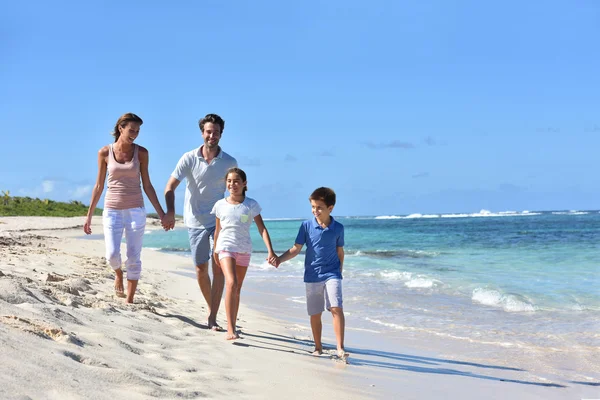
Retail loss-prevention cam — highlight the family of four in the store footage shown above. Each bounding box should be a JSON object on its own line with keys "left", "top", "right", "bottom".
{"left": 84, "top": 113, "right": 348, "bottom": 358}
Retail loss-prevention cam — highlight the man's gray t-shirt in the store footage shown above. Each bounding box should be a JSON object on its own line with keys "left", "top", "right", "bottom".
{"left": 171, "top": 147, "right": 237, "bottom": 229}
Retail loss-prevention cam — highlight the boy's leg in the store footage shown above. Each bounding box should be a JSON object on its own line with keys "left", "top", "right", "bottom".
{"left": 306, "top": 282, "right": 326, "bottom": 355}
{"left": 330, "top": 307, "right": 346, "bottom": 354}
{"left": 219, "top": 254, "right": 239, "bottom": 340}
{"left": 310, "top": 313, "right": 323, "bottom": 355}
{"left": 325, "top": 279, "right": 347, "bottom": 358}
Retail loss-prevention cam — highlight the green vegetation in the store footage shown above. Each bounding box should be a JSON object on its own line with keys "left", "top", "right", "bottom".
{"left": 0, "top": 191, "right": 101, "bottom": 217}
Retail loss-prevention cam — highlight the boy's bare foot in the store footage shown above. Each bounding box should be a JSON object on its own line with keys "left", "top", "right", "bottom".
{"left": 336, "top": 349, "right": 350, "bottom": 361}
{"left": 226, "top": 333, "right": 240, "bottom": 340}
{"left": 311, "top": 348, "right": 323, "bottom": 356}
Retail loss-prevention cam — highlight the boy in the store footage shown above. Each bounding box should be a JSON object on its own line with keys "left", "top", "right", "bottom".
{"left": 273, "top": 187, "right": 348, "bottom": 360}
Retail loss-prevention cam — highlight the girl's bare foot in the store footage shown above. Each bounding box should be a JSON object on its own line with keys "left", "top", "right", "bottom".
{"left": 226, "top": 332, "right": 240, "bottom": 340}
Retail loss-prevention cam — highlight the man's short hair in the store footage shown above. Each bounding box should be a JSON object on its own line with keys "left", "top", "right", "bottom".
{"left": 199, "top": 114, "right": 225, "bottom": 132}
{"left": 309, "top": 187, "right": 336, "bottom": 207}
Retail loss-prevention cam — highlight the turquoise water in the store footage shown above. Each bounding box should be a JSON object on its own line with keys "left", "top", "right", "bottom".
{"left": 143, "top": 210, "right": 600, "bottom": 352}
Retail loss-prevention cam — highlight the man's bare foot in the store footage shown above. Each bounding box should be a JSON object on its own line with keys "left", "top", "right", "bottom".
{"left": 311, "top": 348, "right": 323, "bottom": 356}
{"left": 226, "top": 333, "right": 240, "bottom": 340}
{"left": 114, "top": 270, "right": 126, "bottom": 298}
{"left": 208, "top": 322, "right": 224, "bottom": 332}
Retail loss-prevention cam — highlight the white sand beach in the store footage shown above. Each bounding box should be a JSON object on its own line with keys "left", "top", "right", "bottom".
{"left": 0, "top": 216, "right": 597, "bottom": 399}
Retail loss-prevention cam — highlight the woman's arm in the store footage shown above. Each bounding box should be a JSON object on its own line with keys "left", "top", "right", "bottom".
{"left": 84, "top": 147, "right": 109, "bottom": 234}
{"left": 254, "top": 214, "right": 276, "bottom": 263}
{"left": 138, "top": 147, "right": 165, "bottom": 218}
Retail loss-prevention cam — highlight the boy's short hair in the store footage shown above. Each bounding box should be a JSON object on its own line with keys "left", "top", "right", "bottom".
{"left": 309, "top": 187, "right": 336, "bottom": 207}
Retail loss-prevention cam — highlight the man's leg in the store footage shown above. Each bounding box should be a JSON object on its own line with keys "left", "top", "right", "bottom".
{"left": 188, "top": 228, "right": 215, "bottom": 325}
{"left": 195, "top": 261, "right": 212, "bottom": 311}
{"left": 209, "top": 253, "right": 224, "bottom": 328}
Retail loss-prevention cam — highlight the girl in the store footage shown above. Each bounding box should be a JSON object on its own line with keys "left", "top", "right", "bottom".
{"left": 84, "top": 113, "right": 166, "bottom": 304}
{"left": 212, "top": 167, "right": 276, "bottom": 340}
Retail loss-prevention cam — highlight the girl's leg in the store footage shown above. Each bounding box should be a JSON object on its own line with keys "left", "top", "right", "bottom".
{"left": 233, "top": 264, "right": 248, "bottom": 334}
{"left": 220, "top": 256, "right": 239, "bottom": 339}
{"left": 124, "top": 207, "right": 146, "bottom": 304}
{"left": 103, "top": 209, "right": 125, "bottom": 297}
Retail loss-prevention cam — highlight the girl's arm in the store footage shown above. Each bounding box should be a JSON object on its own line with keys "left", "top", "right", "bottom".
{"left": 138, "top": 147, "right": 165, "bottom": 218}
{"left": 84, "top": 146, "right": 109, "bottom": 234}
{"left": 254, "top": 214, "right": 276, "bottom": 264}
{"left": 337, "top": 246, "right": 345, "bottom": 275}
{"left": 213, "top": 217, "right": 222, "bottom": 268}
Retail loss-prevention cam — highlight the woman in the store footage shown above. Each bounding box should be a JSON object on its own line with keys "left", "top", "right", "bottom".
{"left": 84, "top": 113, "right": 165, "bottom": 303}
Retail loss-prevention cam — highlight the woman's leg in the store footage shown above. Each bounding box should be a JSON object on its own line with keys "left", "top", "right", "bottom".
{"left": 103, "top": 209, "right": 125, "bottom": 297}
{"left": 123, "top": 207, "right": 146, "bottom": 304}
{"left": 220, "top": 256, "right": 239, "bottom": 339}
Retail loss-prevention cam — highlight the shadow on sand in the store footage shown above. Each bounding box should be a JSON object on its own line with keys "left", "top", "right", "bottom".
{"left": 238, "top": 330, "right": 566, "bottom": 389}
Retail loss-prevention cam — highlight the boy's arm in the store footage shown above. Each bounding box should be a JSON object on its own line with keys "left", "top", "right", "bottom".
{"left": 277, "top": 244, "right": 303, "bottom": 266}
{"left": 337, "top": 246, "right": 344, "bottom": 275}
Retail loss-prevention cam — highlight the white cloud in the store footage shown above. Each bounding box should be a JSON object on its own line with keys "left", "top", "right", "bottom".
{"left": 42, "top": 180, "right": 55, "bottom": 193}
{"left": 70, "top": 185, "right": 92, "bottom": 199}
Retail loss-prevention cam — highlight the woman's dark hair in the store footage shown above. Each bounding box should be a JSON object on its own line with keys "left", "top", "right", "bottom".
{"left": 111, "top": 113, "right": 143, "bottom": 142}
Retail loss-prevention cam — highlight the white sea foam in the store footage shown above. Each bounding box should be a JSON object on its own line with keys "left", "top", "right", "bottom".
{"left": 364, "top": 318, "right": 520, "bottom": 347}
{"left": 405, "top": 277, "right": 438, "bottom": 288}
{"left": 375, "top": 210, "right": 542, "bottom": 219}
{"left": 286, "top": 296, "right": 306, "bottom": 304}
{"left": 379, "top": 271, "right": 413, "bottom": 280}
{"left": 551, "top": 211, "right": 589, "bottom": 215}
{"left": 472, "top": 288, "right": 536, "bottom": 312}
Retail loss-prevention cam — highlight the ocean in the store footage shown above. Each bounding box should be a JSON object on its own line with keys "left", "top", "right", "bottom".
{"left": 142, "top": 209, "right": 599, "bottom": 377}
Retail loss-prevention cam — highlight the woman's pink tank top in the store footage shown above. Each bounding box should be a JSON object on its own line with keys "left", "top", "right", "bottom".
{"left": 104, "top": 144, "right": 144, "bottom": 210}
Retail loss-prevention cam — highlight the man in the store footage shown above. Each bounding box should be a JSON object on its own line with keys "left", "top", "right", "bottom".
{"left": 163, "top": 114, "right": 237, "bottom": 330}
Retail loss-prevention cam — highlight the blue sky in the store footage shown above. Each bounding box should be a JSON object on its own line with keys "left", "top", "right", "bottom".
{"left": 2, "top": 1, "right": 599, "bottom": 218}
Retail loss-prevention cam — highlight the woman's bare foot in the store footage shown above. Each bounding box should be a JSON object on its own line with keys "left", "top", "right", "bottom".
{"left": 114, "top": 269, "right": 126, "bottom": 298}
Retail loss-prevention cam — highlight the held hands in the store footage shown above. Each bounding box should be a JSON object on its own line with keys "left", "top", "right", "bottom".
{"left": 161, "top": 211, "right": 176, "bottom": 231}
{"left": 267, "top": 253, "right": 280, "bottom": 268}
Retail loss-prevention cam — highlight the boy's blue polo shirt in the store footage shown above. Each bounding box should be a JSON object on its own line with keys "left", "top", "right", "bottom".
{"left": 295, "top": 217, "right": 345, "bottom": 283}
